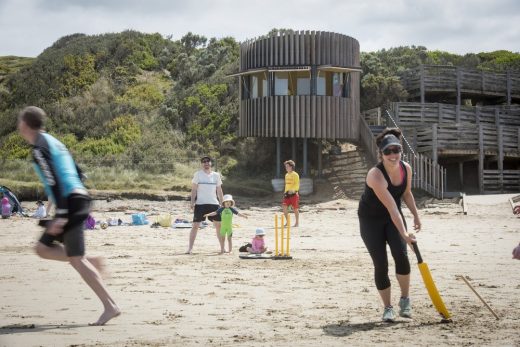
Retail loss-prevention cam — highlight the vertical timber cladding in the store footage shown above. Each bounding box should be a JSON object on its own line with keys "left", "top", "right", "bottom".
{"left": 238, "top": 31, "right": 360, "bottom": 140}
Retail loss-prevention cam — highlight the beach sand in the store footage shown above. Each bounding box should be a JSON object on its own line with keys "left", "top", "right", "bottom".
{"left": 1, "top": 193, "right": 519, "bottom": 346}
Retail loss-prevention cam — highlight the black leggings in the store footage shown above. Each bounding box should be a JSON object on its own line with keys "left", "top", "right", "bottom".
{"left": 359, "top": 216, "right": 410, "bottom": 290}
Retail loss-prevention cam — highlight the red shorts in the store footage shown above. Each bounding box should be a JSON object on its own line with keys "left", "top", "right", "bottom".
{"left": 282, "top": 193, "right": 299, "bottom": 209}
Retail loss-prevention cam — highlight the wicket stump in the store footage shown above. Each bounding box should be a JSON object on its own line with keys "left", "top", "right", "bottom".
{"left": 274, "top": 214, "right": 292, "bottom": 260}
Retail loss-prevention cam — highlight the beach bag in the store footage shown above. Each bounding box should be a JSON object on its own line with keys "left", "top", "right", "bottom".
{"left": 132, "top": 213, "right": 148, "bottom": 225}
{"left": 85, "top": 214, "right": 96, "bottom": 230}
{"left": 157, "top": 214, "right": 172, "bottom": 227}
{"left": 1, "top": 201, "right": 11, "bottom": 217}
{"left": 239, "top": 243, "right": 252, "bottom": 252}
{"left": 107, "top": 217, "right": 119, "bottom": 226}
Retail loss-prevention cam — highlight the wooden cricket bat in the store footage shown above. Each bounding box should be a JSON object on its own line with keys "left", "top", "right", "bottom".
{"left": 412, "top": 242, "right": 452, "bottom": 320}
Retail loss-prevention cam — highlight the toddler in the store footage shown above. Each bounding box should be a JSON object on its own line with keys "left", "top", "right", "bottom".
{"left": 204, "top": 194, "right": 248, "bottom": 253}
{"left": 247, "top": 227, "right": 267, "bottom": 254}
{"left": 32, "top": 200, "right": 47, "bottom": 219}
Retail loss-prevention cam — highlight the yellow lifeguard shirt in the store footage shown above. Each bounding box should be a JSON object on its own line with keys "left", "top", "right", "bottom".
{"left": 284, "top": 171, "right": 300, "bottom": 192}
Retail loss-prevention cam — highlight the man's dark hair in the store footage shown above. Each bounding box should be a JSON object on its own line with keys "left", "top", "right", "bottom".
{"left": 19, "top": 106, "right": 46, "bottom": 130}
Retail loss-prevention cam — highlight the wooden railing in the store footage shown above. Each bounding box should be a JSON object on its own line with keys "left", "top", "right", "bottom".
{"left": 400, "top": 65, "right": 520, "bottom": 98}
{"left": 414, "top": 124, "right": 520, "bottom": 156}
{"left": 389, "top": 102, "right": 520, "bottom": 127}
{"left": 360, "top": 107, "right": 446, "bottom": 199}
{"left": 483, "top": 170, "right": 520, "bottom": 193}
{"left": 358, "top": 114, "right": 378, "bottom": 166}
{"left": 406, "top": 151, "right": 445, "bottom": 199}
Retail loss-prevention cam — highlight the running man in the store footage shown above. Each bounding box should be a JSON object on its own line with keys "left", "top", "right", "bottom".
{"left": 18, "top": 106, "right": 120, "bottom": 326}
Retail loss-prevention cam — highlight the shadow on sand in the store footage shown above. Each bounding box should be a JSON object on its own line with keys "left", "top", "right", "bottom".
{"left": 323, "top": 319, "right": 444, "bottom": 337}
{"left": 0, "top": 323, "right": 88, "bottom": 335}
{"left": 322, "top": 320, "right": 408, "bottom": 337}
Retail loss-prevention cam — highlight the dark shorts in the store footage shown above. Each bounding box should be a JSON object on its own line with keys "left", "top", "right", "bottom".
{"left": 193, "top": 204, "right": 221, "bottom": 223}
{"left": 39, "top": 194, "right": 91, "bottom": 257}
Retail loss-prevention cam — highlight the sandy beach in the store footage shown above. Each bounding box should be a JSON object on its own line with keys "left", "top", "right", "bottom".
{"left": 1, "top": 193, "right": 519, "bottom": 346}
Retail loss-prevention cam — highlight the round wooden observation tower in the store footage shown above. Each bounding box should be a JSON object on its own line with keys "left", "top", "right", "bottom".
{"left": 232, "top": 31, "right": 361, "bottom": 192}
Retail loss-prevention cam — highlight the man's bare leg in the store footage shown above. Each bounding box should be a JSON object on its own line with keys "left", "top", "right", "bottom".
{"left": 69, "top": 256, "right": 120, "bottom": 326}
{"left": 36, "top": 242, "right": 106, "bottom": 276}
{"left": 187, "top": 223, "right": 200, "bottom": 254}
{"left": 294, "top": 208, "right": 299, "bottom": 227}
{"left": 35, "top": 243, "right": 119, "bottom": 325}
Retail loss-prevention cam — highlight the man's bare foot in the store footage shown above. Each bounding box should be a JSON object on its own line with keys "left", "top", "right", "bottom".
{"left": 89, "top": 306, "right": 121, "bottom": 326}
{"left": 184, "top": 250, "right": 192, "bottom": 255}
{"left": 293, "top": 224, "right": 299, "bottom": 227}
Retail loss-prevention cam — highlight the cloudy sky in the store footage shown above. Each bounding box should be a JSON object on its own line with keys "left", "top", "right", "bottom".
{"left": 0, "top": 0, "right": 519, "bottom": 57}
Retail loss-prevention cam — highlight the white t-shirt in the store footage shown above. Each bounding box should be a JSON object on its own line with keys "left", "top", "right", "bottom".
{"left": 192, "top": 170, "right": 222, "bottom": 205}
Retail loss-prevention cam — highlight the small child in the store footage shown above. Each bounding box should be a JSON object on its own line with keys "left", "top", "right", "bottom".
{"left": 247, "top": 227, "right": 267, "bottom": 254}
{"left": 204, "top": 194, "right": 248, "bottom": 254}
{"left": 32, "top": 200, "right": 47, "bottom": 219}
{"left": 1, "top": 196, "right": 11, "bottom": 219}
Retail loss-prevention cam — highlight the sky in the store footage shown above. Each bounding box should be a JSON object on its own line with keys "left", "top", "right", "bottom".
{"left": 0, "top": 0, "right": 519, "bottom": 57}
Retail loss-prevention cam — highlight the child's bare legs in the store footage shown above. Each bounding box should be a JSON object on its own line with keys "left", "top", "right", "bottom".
{"left": 246, "top": 246, "right": 266, "bottom": 254}
{"left": 214, "top": 221, "right": 225, "bottom": 254}
{"left": 282, "top": 204, "right": 289, "bottom": 226}
{"left": 227, "top": 235, "right": 232, "bottom": 253}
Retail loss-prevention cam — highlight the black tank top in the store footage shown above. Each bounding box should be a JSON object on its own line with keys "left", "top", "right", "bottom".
{"left": 358, "top": 161, "right": 407, "bottom": 219}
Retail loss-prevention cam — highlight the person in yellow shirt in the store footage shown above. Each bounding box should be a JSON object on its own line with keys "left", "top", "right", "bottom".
{"left": 282, "top": 160, "right": 300, "bottom": 227}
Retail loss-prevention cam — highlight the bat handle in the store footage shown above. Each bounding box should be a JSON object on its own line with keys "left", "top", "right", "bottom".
{"left": 411, "top": 242, "right": 423, "bottom": 264}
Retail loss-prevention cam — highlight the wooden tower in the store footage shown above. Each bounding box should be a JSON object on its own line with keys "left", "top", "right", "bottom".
{"left": 232, "top": 31, "right": 361, "bottom": 193}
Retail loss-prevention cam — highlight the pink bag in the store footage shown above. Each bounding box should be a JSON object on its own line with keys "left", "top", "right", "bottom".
{"left": 1, "top": 197, "right": 11, "bottom": 217}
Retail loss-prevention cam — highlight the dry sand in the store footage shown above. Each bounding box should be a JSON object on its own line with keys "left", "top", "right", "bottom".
{"left": 1, "top": 193, "right": 519, "bottom": 346}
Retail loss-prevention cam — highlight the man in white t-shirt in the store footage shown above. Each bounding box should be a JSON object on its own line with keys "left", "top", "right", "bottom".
{"left": 187, "top": 156, "right": 224, "bottom": 254}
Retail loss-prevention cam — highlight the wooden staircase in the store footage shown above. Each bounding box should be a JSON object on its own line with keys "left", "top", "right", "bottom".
{"left": 323, "top": 144, "right": 371, "bottom": 199}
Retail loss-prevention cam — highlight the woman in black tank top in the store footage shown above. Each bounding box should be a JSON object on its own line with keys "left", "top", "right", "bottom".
{"left": 358, "top": 128, "right": 422, "bottom": 322}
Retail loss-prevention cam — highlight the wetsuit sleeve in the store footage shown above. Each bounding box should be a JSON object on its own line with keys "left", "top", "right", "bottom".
{"left": 230, "top": 207, "right": 239, "bottom": 215}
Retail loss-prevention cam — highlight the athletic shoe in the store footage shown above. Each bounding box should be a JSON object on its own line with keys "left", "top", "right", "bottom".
{"left": 399, "top": 297, "right": 412, "bottom": 318}
{"left": 382, "top": 306, "right": 396, "bottom": 322}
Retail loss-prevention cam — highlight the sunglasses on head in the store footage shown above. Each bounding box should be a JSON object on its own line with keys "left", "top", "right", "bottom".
{"left": 382, "top": 146, "right": 402, "bottom": 155}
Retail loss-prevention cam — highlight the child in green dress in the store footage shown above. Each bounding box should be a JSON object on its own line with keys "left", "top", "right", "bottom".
{"left": 204, "top": 194, "right": 248, "bottom": 254}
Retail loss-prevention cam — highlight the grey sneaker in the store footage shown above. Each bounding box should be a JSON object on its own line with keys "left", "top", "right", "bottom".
{"left": 399, "top": 297, "right": 412, "bottom": 318}
{"left": 382, "top": 306, "right": 396, "bottom": 322}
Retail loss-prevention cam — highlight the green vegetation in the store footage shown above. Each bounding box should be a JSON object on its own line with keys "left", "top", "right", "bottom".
{"left": 0, "top": 30, "right": 518, "bottom": 197}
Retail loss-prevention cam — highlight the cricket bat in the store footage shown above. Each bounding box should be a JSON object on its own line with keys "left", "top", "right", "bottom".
{"left": 412, "top": 242, "right": 451, "bottom": 320}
